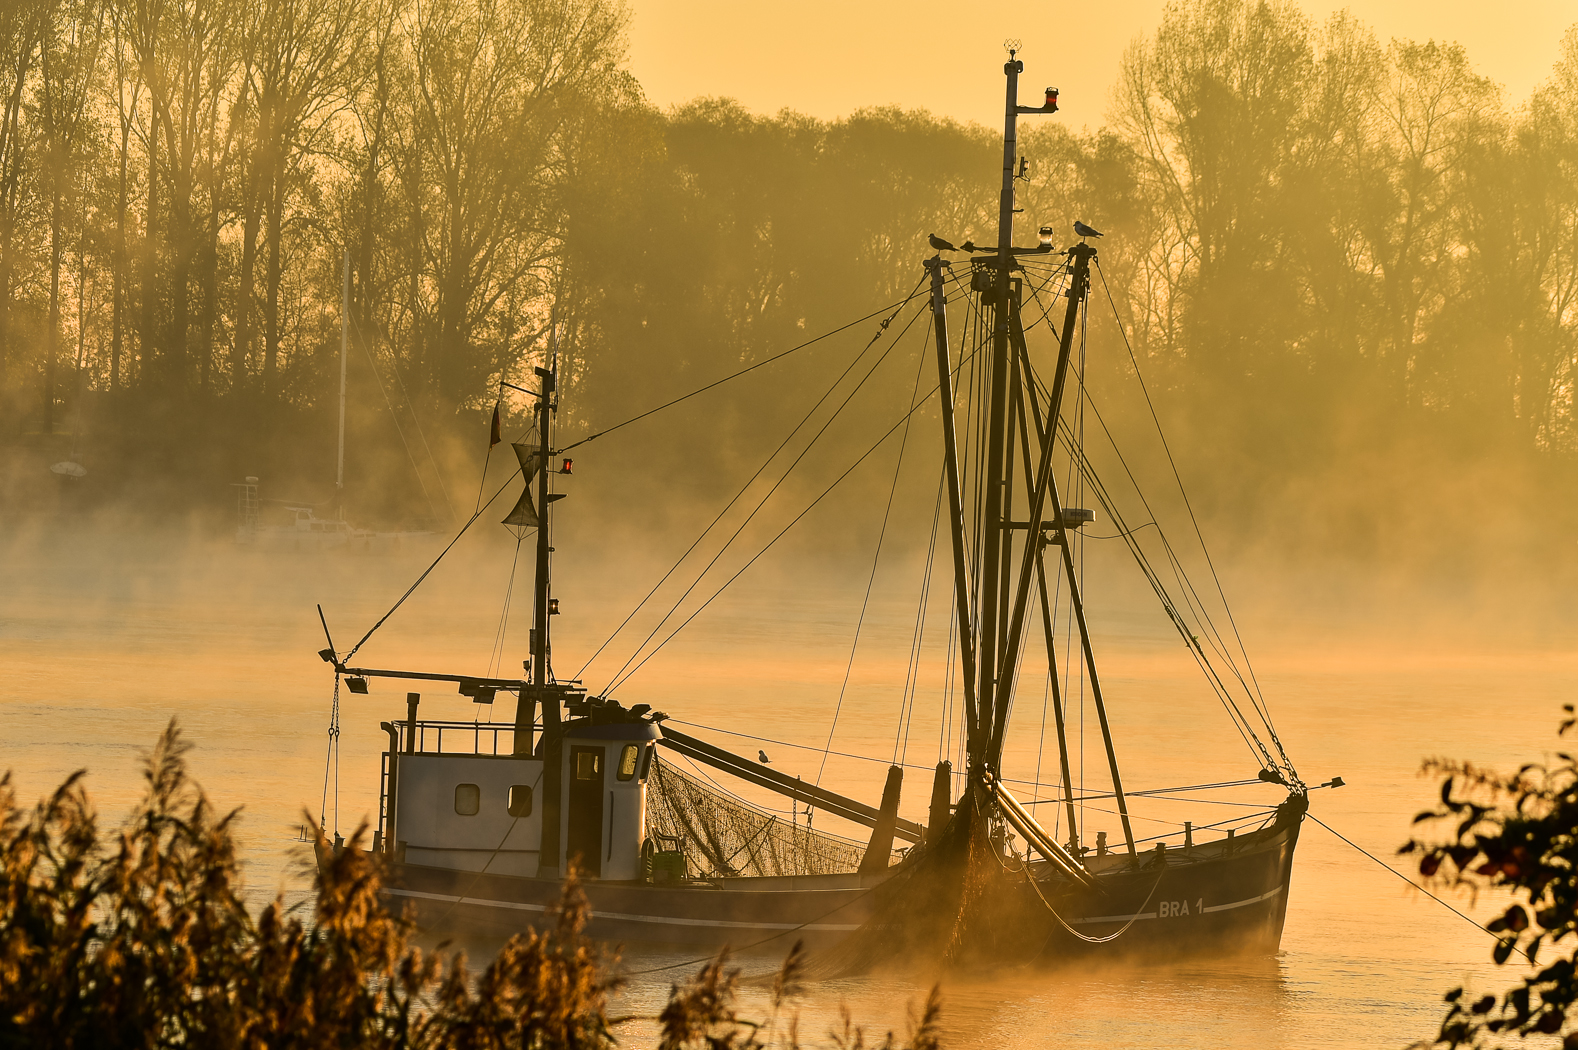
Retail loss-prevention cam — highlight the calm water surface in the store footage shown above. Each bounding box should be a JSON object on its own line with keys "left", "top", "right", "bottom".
{"left": 2, "top": 520, "right": 1570, "bottom": 1048}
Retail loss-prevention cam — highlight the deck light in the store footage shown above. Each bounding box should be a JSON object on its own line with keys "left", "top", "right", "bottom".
{"left": 318, "top": 648, "right": 336, "bottom": 663}
{"left": 346, "top": 676, "right": 369, "bottom": 694}
{"left": 1061, "top": 507, "right": 1094, "bottom": 528}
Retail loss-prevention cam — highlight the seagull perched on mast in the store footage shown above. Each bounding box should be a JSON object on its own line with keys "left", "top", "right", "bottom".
{"left": 1073, "top": 220, "right": 1104, "bottom": 240}
{"left": 928, "top": 233, "right": 957, "bottom": 252}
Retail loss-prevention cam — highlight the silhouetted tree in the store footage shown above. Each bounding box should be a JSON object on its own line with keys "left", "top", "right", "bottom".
{"left": 1405, "top": 705, "right": 1578, "bottom": 1047}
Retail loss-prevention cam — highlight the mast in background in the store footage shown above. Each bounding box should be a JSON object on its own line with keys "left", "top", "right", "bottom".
{"left": 337, "top": 252, "right": 349, "bottom": 518}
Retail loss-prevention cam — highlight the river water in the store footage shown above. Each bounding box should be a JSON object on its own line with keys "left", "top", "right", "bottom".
{"left": 2, "top": 517, "right": 1569, "bottom": 1048}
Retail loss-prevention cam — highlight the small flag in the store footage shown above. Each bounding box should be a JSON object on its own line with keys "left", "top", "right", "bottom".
{"left": 489, "top": 401, "right": 501, "bottom": 449}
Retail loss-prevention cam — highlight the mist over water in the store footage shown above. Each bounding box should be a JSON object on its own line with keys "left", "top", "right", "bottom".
{"left": 2, "top": 509, "right": 1568, "bottom": 1048}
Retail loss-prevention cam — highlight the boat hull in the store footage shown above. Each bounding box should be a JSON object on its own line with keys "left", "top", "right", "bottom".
{"left": 1025, "top": 808, "right": 1301, "bottom": 961}
{"left": 384, "top": 864, "right": 890, "bottom": 953}
{"left": 377, "top": 803, "right": 1302, "bottom": 964}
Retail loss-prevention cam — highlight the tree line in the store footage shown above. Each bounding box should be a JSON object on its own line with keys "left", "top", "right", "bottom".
{"left": 2, "top": 0, "right": 1576, "bottom": 535}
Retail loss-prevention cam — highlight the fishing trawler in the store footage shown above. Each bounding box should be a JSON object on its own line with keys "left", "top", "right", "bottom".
{"left": 314, "top": 52, "right": 1330, "bottom": 968}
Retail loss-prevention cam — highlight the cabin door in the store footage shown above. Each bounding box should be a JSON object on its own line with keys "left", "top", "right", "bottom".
{"left": 566, "top": 746, "right": 605, "bottom": 877}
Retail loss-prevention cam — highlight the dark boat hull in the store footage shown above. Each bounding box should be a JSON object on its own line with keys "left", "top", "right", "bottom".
{"left": 379, "top": 803, "right": 1302, "bottom": 963}
{"left": 1023, "top": 806, "right": 1301, "bottom": 961}
{"left": 384, "top": 864, "right": 890, "bottom": 952}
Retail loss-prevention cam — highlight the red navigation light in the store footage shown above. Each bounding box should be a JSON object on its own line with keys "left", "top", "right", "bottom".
{"left": 560, "top": 458, "right": 573, "bottom": 475}
{"left": 1045, "top": 87, "right": 1059, "bottom": 112}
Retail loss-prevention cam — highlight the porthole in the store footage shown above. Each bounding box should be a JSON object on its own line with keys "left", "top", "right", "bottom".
{"left": 508, "top": 784, "right": 533, "bottom": 817}
{"left": 454, "top": 783, "right": 480, "bottom": 815}
{"left": 617, "top": 744, "right": 639, "bottom": 781}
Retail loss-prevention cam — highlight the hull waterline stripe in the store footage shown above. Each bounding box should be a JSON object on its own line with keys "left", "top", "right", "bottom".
{"left": 1073, "top": 885, "right": 1282, "bottom": 925}
{"left": 1200, "top": 885, "right": 1283, "bottom": 914}
{"left": 385, "top": 888, "right": 862, "bottom": 932}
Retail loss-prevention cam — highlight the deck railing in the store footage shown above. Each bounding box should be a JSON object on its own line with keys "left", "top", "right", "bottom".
{"left": 393, "top": 718, "right": 526, "bottom": 756}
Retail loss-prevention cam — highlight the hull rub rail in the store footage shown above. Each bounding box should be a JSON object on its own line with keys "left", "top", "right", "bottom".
{"left": 384, "top": 888, "right": 863, "bottom": 931}
{"left": 1072, "top": 885, "right": 1283, "bottom": 925}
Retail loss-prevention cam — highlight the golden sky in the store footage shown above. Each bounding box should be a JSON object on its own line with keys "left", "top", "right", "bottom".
{"left": 626, "top": 0, "right": 1574, "bottom": 128}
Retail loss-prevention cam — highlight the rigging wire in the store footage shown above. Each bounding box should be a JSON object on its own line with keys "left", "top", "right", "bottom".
{"left": 894, "top": 467, "right": 946, "bottom": 768}
{"left": 1093, "top": 258, "right": 1294, "bottom": 774}
{"left": 1051, "top": 399, "right": 1277, "bottom": 770}
{"left": 601, "top": 293, "right": 943, "bottom": 694}
{"left": 661, "top": 719, "right": 1288, "bottom": 806}
{"left": 473, "top": 441, "right": 495, "bottom": 516}
{"left": 1053, "top": 283, "right": 1276, "bottom": 743}
{"left": 1017, "top": 278, "right": 1283, "bottom": 773}
{"left": 319, "top": 674, "right": 342, "bottom": 835}
{"left": 994, "top": 266, "right": 1075, "bottom": 766}
{"left": 575, "top": 278, "right": 953, "bottom": 683}
{"left": 337, "top": 290, "right": 943, "bottom": 663}
{"left": 556, "top": 285, "right": 932, "bottom": 458}
{"left": 487, "top": 532, "right": 526, "bottom": 678}
{"left": 602, "top": 345, "right": 980, "bottom": 692}
{"left": 1308, "top": 813, "right": 1528, "bottom": 962}
{"left": 813, "top": 308, "right": 935, "bottom": 791}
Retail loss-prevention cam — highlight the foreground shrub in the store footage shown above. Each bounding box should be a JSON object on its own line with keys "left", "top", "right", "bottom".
{"left": 0, "top": 723, "right": 940, "bottom": 1049}
{"left": 1406, "top": 705, "right": 1578, "bottom": 1047}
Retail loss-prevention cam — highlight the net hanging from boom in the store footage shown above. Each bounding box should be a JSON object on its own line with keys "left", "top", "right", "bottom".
{"left": 646, "top": 758, "right": 900, "bottom": 878}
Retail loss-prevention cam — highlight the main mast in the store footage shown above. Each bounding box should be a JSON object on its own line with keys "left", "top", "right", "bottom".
{"left": 530, "top": 351, "right": 555, "bottom": 699}
{"left": 940, "top": 52, "right": 1134, "bottom": 857}
{"left": 971, "top": 51, "right": 1021, "bottom": 770}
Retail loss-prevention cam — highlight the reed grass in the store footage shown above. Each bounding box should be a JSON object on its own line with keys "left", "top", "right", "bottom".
{"left": 0, "top": 722, "right": 941, "bottom": 1049}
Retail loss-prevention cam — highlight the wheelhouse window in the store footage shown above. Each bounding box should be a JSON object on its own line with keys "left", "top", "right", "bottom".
{"left": 617, "top": 744, "right": 639, "bottom": 781}
{"left": 508, "top": 784, "right": 533, "bottom": 817}
{"left": 454, "top": 783, "right": 480, "bottom": 815}
{"left": 575, "top": 750, "right": 602, "bottom": 780}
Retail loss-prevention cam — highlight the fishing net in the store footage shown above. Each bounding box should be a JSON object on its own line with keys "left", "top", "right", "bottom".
{"left": 646, "top": 758, "right": 900, "bottom": 878}
{"left": 648, "top": 757, "right": 1052, "bottom": 973}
